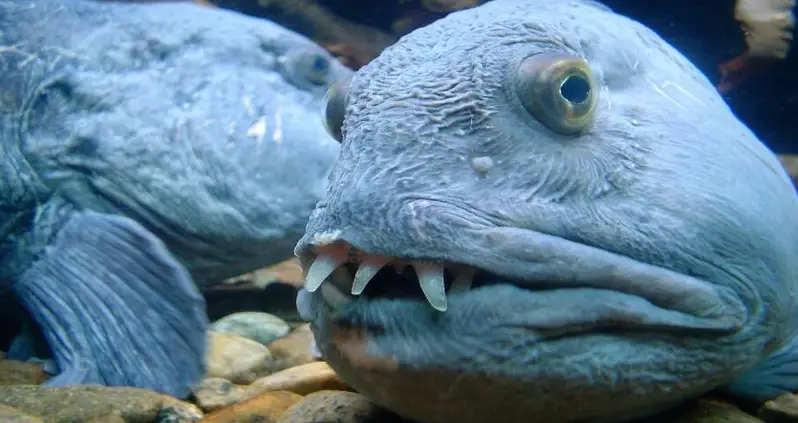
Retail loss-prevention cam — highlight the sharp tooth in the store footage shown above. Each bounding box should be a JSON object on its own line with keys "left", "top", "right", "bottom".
{"left": 352, "top": 255, "right": 391, "bottom": 295}
{"left": 450, "top": 268, "right": 475, "bottom": 294}
{"left": 413, "top": 262, "right": 448, "bottom": 312}
{"left": 305, "top": 250, "right": 348, "bottom": 293}
{"left": 320, "top": 282, "right": 352, "bottom": 309}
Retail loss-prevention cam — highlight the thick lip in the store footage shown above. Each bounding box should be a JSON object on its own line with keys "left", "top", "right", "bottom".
{"left": 296, "top": 225, "right": 748, "bottom": 334}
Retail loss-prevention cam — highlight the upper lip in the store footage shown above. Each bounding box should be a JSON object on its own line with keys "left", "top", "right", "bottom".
{"left": 297, "top": 226, "right": 748, "bottom": 333}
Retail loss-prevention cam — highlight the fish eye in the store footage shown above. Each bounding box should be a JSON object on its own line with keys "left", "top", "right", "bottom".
{"left": 301, "top": 52, "right": 331, "bottom": 85}
{"left": 322, "top": 76, "right": 351, "bottom": 142}
{"left": 515, "top": 52, "right": 598, "bottom": 134}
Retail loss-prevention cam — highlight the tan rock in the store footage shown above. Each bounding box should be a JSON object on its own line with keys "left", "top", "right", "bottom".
{"left": 200, "top": 391, "right": 302, "bottom": 423}
{"left": 225, "top": 259, "right": 303, "bottom": 288}
{"left": 266, "top": 324, "right": 318, "bottom": 372}
{"left": 673, "top": 399, "right": 763, "bottom": 423}
{"left": 192, "top": 378, "right": 249, "bottom": 412}
{"left": 0, "top": 385, "right": 202, "bottom": 423}
{"left": 246, "top": 361, "right": 351, "bottom": 398}
{"left": 760, "top": 392, "right": 798, "bottom": 422}
{"left": 206, "top": 331, "right": 274, "bottom": 384}
{"left": 276, "top": 390, "right": 391, "bottom": 423}
{"left": 0, "top": 404, "right": 44, "bottom": 423}
{"left": 85, "top": 410, "right": 126, "bottom": 423}
{"left": 0, "top": 360, "right": 49, "bottom": 386}
{"left": 254, "top": 259, "right": 304, "bottom": 288}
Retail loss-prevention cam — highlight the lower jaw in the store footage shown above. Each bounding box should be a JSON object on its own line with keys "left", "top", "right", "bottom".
{"left": 307, "top": 277, "right": 771, "bottom": 423}
{"left": 299, "top": 285, "right": 745, "bottom": 423}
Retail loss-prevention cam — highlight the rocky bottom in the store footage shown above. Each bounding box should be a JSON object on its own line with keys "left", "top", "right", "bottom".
{"left": 3, "top": 260, "right": 798, "bottom": 423}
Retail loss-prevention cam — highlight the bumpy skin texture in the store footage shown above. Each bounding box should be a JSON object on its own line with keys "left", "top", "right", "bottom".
{"left": 296, "top": 1, "right": 798, "bottom": 422}
{"left": 0, "top": 0, "right": 349, "bottom": 397}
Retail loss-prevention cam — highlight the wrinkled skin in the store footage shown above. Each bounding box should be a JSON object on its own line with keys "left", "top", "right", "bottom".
{"left": 295, "top": 1, "right": 798, "bottom": 422}
{"left": 0, "top": 0, "right": 349, "bottom": 397}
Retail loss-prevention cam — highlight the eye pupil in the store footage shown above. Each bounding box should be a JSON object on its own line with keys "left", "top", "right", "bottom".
{"left": 312, "top": 55, "right": 329, "bottom": 73}
{"left": 559, "top": 75, "right": 590, "bottom": 104}
{"left": 515, "top": 52, "right": 597, "bottom": 134}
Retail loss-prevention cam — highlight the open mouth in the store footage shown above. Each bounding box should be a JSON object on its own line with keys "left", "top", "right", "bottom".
{"left": 304, "top": 241, "right": 485, "bottom": 312}
{"left": 300, "top": 235, "right": 746, "bottom": 336}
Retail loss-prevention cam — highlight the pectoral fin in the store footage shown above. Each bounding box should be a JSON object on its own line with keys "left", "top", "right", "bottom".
{"left": 13, "top": 210, "right": 208, "bottom": 398}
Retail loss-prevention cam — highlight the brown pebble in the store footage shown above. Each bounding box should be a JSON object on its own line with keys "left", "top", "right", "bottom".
{"left": 266, "top": 324, "right": 318, "bottom": 372}
{"left": 277, "top": 390, "right": 390, "bottom": 423}
{"left": 246, "top": 362, "right": 352, "bottom": 398}
{"left": 0, "top": 404, "right": 44, "bottom": 423}
{"left": 0, "top": 360, "right": 49, "bottom": 386}
{"left": 199, "top": 390, "right": 302, "bottom": 423}
{"left": 192, "top": 378, "right": 249, "bottom": 412}
{"left": 760, "top": 393, "right": 798, "bottom": 422}
{"left": 0, "top": 385, "right": 202, "bottom": 423}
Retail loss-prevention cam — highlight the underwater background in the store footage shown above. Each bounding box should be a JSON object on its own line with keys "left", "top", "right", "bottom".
{"left": 0, "top": 0, "right": 797, "bottom": 422}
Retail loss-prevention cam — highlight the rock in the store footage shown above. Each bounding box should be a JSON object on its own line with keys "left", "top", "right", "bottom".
{"left": 246, "top": 362, "right": 352, "bottom": 398}
{"left": 200, "top": 391, "right": 302, "bottom": 423}
{"left": 254, "top": 259, "right": 304, "bottom": 288}
{"left": 210, "top": 312, "right": 291, "bottom": 346}
{"left": 0, "top": 360, "right": 49, "bottom": 386}
{"left": 156, "top": 405, "right": 204, "bottom": 422}
{"left": 276, "top": 390, "right": 393, "bottom": 423}
{"left": 223, "top": 259, "right": 304, "bottom": 289}
{"left": 191, "top": 378, "right": 249, "bottom": 412}
{"left": 760, "top": 393, "right": 798, "bottom": 422}
{"left": 0, "top": 385, "right": 202, "bottom": 423}
{"left": 671, "top": 399, "right": 763, "bottom": 423}
{"left": 206, "top": 331, "right": 274, "bottom": 384}
{"left": 0, "top": 404, "right": 44, "bottom": 423}
{"left": 266, "top": 323, "right": 318, "bottom": 372}
{"left": 86, "top": 411, "right": 126, "bottom": 423}
{"left": 203, "top": 282, "right": 302, "bottom": 324}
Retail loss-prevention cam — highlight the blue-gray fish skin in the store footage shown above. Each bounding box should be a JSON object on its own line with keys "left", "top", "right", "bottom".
{"left": 295, "top": 1, "right": 798, "bottom": 422}
{"left": 0, "top": 0, "right": 349, "bottom": 398}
